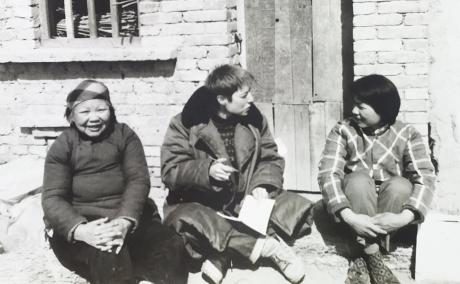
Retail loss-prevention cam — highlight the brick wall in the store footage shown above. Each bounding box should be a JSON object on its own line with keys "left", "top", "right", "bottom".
{"left": 353, "top": 0, "right": 430, "bottom": 136}
{"left": 0, "top": 0, "right": 40, "bottom": 49}
{"left": 0, "top": 0, "right": 239, "bottom": 188}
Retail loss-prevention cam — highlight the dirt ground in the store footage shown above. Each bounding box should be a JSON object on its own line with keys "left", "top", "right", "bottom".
{"left": 0, "top": 226, "right": 415, "bottom": 284}
{"left": 0, "top": 190, "right": 415, "bottom": 283}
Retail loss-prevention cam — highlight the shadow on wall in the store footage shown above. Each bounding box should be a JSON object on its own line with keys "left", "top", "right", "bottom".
{"left": 0, "top": 59, "right": 177, "bottom": 81}
{"left": 341, "top": 0, "right": 354, "bottom": 118}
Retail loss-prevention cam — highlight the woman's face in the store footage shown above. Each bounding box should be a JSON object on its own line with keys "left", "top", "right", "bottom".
{"left": 351, "top": 99, "right": 382, "bottom": 129}
{"left": 70, "top": 99, "right": 111, "bottom": 137}
{"left": 219, "top": 85, "right": 254, "bottom": 116}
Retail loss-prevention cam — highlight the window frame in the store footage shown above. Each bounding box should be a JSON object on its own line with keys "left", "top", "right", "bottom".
{"left": 38, "top": 0, "right": 139, "bottom": 47}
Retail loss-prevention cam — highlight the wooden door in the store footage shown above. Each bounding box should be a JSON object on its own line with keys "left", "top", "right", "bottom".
{"left": 244, "top": 0, "right": 342, "bottom": 192}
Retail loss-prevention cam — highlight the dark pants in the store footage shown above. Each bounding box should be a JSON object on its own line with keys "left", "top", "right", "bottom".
{"left": 163, "top": 202, "right": 258, "bottom": 260}
{"left": 163, "top": 191, "right": 313, "bottom": 261}
{"left": 49, "top": 216, "right": 188, "bottom": 284}
{"left": 343, "top": 172, "right": 412, "bottom": 216}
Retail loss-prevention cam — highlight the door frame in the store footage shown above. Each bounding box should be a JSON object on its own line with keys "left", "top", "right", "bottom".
{"left": 237, "top": 0, "right": 352, "bottom": 191}
{"left": 237, "top": 0, "right": 346, "bottom": 103}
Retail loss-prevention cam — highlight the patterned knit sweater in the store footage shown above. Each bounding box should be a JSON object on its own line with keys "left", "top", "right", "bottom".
{"left": 318, "top": 118, "right": 436, "bottom": 222}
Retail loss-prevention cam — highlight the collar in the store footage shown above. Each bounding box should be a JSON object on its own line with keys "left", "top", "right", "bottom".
{"left": 181, "top": 86, "right": 263, "bottom": 131}
{"left": 361, "top": 124, "right": 389, "bottom": 136}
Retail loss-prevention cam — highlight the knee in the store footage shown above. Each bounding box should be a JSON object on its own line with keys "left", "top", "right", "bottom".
{"left": 164, "top": 202, "right": 211, "bottom": 225}
{"left": 164, "top": 203, "right": 231, "bottom": 235}
{"left": 344, "top": 172, "right": 374, "bottom": 188}
{"left": 343, "top": 172, "right": 374, "bottom": 198}
{"left": 381, "top": 176, "right": 412, "bottom": 200}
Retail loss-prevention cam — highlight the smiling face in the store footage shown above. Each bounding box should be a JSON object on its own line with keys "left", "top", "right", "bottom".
{"left": 70, "top": 99, "right": 111, "bottom": 137}
{"left": 218, "top": 85, "right": 254, "bottom": 117}
{"left": 351, "top": 98, "right": 382, "bottom": 129}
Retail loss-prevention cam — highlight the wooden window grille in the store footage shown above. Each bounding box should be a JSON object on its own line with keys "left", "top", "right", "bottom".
{"left": 39, "top": 0, "right": 139, "bottom": 40}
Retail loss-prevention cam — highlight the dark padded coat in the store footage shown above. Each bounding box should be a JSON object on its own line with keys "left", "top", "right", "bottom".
{"left": 42, "top": 123, "right": 151, "bottom": 241}
{"left": 161, "top": 87, "right": 313, "bottom": 240}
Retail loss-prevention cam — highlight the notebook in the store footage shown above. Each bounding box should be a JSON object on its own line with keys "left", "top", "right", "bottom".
{"left": 217, "top": 195, "right": 275, "bottom": 235}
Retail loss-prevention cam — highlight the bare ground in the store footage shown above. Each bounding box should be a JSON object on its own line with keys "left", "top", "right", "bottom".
{"left": 0, "top": 190, "right": 415, "bottom": 283}
{"left": 0, "top": 225, "right": 415, "bottom": 284}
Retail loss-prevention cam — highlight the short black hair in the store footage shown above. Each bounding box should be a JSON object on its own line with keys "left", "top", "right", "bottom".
{"left": 205, "top": 64, "right": 256, "bottom": 100}
{"left": 351, "top": 74, "right": 400, "bottom": 125}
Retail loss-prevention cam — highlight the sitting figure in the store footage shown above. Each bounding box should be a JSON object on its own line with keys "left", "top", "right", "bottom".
{"left": 318, "top": 74, "right": 436, "bottom": 284}
{"left": 161, "top": 64, "right": 313, "bottom": 283}
{"left": 42, "top": 80, "right": 188, "bottom": 284}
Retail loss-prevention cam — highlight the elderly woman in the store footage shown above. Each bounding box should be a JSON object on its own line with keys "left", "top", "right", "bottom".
{"left": 42, "top": 80, "right": 188, "bottom": 284}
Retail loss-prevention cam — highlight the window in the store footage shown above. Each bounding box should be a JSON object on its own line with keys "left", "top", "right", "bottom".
{"left": 39, "top": 0, "right": 139, "bottom": 40}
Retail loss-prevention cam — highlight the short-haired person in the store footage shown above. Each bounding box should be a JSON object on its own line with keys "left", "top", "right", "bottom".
{"left": 161, "top": 64, "right": 313, "bottom": 283}
{"left": 318, "top": 74, "right": 436, "bottom": 283}
{"left": 42, "top": 80, "right": 188, "bottom": 284}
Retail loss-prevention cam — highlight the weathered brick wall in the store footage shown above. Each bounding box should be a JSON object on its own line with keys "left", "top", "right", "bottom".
{"left": 353, "top": 0, "right": 430, "bottom": 136}
{"left": 0, "top": 0, "right": 239, "bottom": 187}
{"left": 0, "top": 0, "right": 40, "bottom": 49}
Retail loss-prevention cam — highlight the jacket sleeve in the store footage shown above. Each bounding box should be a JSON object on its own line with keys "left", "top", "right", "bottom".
{"left": 248, "top": 115, "right": 285, "bottom": 192}
{"left": 42, "top": 133, "right": 87, "bottom": 241}
{"left": 401, "top": 126, "right": 436, "bottom": 222}
{"left": 318, "top": 122, "right": 351, "bottom": 219}
{"left": 161, "top": 116, "right": 214, "bottom": 192}
{"left": 115, "top": 125, "right": 150, "bottom": 228}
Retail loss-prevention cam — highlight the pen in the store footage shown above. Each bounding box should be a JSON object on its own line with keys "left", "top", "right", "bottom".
{"left": 210, "top": 156, "right": 239, "bottom": 172}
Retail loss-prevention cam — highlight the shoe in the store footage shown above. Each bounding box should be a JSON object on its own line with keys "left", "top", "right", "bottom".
{"left": 260, "top": 237, "right": 305, "bottom": 283}
{"left": 345, "top": 257, "right": 370, "bottom": 284}
{"left": 364, "top": 251, "right": 400, "bottom": 284}
{"left": 202, "top": 254, "right": 230, "bottom": 284}
{"left": 202, "top": 259, "right": 224, "bottom": 284}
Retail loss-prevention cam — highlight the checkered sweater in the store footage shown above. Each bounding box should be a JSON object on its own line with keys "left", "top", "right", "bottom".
{"left": 318, "top": 119, "right": 436, "bottom": 222}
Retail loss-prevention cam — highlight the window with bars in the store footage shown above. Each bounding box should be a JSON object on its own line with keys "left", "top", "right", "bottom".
{"left": 39, "top": 0, "right": 139, "bottom": 40}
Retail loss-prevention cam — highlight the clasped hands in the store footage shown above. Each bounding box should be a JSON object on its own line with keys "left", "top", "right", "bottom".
{"left": 73, "top": 217, "right": 131, "bottom": 254}
{"left": 340, "top": 208, "right": 415, "bottom": 238}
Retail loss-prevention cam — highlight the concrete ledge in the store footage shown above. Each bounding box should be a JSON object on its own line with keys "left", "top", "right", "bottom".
{"left": 0, "top": 47, "right": 178, "bottom": 63}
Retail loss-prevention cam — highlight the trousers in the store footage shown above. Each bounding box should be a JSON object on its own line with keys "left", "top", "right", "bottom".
{"left": 343, "top": 171, "right": 412, "bottom": 216}
{"left": 49, "top": 214, "right": 188, "bottom": 284}
{"left": 163, "top": 191, "right": 313, "bottom": 261}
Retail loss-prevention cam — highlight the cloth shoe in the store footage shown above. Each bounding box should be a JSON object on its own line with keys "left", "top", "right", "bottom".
{"left": 201, "top": 254, "right": 230, "bottom": 284}
{"left": 364, "top": 251, "right": 400, "bottom": 284}
{"left": 260, "top": 237, "right": 305, "bottom": 283}
{"left": 345, "top": 257, "right": 371, "bottom": 284}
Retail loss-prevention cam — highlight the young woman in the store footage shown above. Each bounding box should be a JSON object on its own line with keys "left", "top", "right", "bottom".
{"left": 318, "top": 74, "right": 436, "bottom": 284}
{"left": 42, "top": 80, "right": 188, "bottom": 284}
{"left": 161, "top": 65, "right": 313, "bottom": 284}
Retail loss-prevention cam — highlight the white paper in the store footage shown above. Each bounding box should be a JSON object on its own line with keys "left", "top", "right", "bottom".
{"left": 217, "top": 195, "right": 275, "bottom": 235}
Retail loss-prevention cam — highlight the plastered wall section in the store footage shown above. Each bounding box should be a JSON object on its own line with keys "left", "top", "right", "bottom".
{"left": 427, "top": 0, "right": 460, "bottom": 214}
{"left": 0, "top": 0, "right": 239, "bottom": 188}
